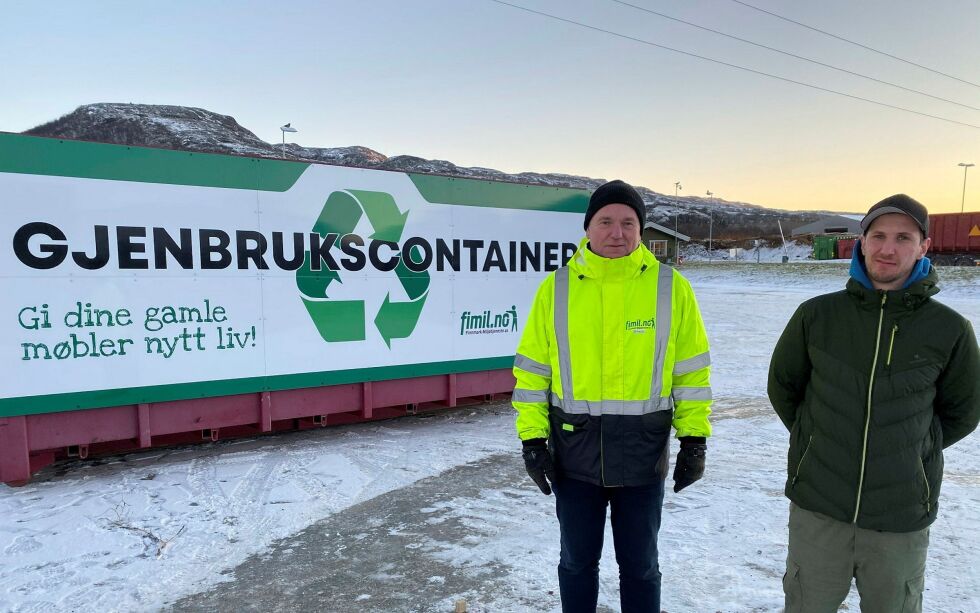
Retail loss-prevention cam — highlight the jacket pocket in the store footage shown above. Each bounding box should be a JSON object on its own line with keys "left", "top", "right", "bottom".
{"left": 917, "top": 457, "right": 932, "bottom": 514}
{"left": 623, "top": 410, "right": 672, "bottom": 482}
{"left": 548, "top": 409, "right": 599, "bottom": 480}
{"left": 639, "top": 409, "right": 672, "bottom": 442}
{"left": 792, "top": 435, "right": 814, "bottom": 487}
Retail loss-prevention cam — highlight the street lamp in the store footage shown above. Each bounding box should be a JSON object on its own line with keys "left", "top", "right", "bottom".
{"left": 706, "top": 191, "right": 714, "bottom": 261}
{"left": 280, "top": 123, "right": 298, "bottom": 158}
{"left": 958, "top": 162, "right": 974, "bottom": 214}
{"left": 673, "top": 182, "right": 682, "bottom": 264}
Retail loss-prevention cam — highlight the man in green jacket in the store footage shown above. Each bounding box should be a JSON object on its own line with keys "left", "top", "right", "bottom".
{"left": 512, "top": 180, "right": 712, "bottom": 612}
{"left": 768, "top": 194, "right": 980, "bottom": 613}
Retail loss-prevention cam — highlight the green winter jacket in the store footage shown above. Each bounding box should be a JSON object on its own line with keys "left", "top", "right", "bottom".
{"left": 768, "top": 265, "right": 980, "bottom": 532}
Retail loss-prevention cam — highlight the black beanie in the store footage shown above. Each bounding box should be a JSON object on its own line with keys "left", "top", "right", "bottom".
{"left": 860, "top": 194, "right": 929, "bottom": 237}
{"left": 584, "top": 180, "right": 646, "bottom": 230}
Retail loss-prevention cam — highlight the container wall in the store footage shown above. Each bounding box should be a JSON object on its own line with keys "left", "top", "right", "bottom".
{"left": 836, "top": 238, "right": 857, "bottom": 260}
{"left": 929, "top": 212, "right": 980, "bottom": 253}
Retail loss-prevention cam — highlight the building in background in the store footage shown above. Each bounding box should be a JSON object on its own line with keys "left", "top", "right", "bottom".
{"left": 790, "top": 214, "right": 862, "bottom": 237}
{"left": 642, "top": 222, "right": 689, "bottom": 263}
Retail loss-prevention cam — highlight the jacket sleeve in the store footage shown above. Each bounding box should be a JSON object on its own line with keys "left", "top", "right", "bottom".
{"left": 512, "top": 276, "right": 554, "bottom": 442}
{"left": 768, "top": 303, "right": 811, "bottom": 431}
{"left": 935, "top": 320, "right": 980, "bottom": 448}
{"left": 670, "top": 274, "right": 712, "bottom": 438}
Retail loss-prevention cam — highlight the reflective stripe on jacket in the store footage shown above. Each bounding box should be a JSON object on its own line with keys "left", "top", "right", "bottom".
{"left": 512, "top": 238, "right": 712, "bottom": 486}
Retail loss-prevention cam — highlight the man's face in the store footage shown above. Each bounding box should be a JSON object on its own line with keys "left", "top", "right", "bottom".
{"left": 861, "top": 213, "right": 931, "bottom": 290}
{"left": 586, "top": 203, "right": 641, "bottom": 259}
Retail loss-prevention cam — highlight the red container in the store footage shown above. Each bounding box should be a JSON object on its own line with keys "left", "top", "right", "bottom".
{"left": 0, "top": 370, "right": 516, "bottom": 486}
{"left": 836, "top": 238, "right": 857, "bottom": 260}
{"left": 928, "top": 212, "right": 980, "bottom": 253}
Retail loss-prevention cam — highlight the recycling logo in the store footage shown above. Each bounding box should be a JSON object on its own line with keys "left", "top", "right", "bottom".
{"left": 296, "top": 190, "right": 430, "bottom": 347}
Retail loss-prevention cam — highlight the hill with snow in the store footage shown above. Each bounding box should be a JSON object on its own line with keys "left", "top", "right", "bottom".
{"left": 25, "top": 103, "right": 827, "bottom": 240}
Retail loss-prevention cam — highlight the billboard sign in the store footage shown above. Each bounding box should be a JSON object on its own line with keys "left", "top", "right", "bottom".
{"left": 0, "top": 134, "right": 587, "bottom": 416}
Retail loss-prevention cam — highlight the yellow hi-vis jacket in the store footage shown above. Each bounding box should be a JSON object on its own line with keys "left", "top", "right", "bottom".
{"left": 512, "top": 239, "right": 712, "bottom": 486}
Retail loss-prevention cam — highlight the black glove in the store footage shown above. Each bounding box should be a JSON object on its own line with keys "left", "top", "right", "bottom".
{"left": 522, "top": 438, "right": 557, "bottom": 495}
{"left": 672, "top": 437, "right": 706, "bottom": 493}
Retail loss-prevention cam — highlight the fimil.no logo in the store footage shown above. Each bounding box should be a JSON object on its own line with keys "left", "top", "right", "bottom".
{"left": 459, "top": 307, "right": 518, "bottom": 335}
{"left": 626, "top": 318, "right": 655, "bottom": 333}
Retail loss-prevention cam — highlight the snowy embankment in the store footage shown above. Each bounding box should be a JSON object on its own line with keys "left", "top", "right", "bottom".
{"left": 1, "top": 263, "right": 978, "bottom": 612}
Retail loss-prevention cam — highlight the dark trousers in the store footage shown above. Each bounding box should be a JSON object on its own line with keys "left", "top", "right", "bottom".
{"left": 553, "top": 477, "right": 665, "bottom": 613}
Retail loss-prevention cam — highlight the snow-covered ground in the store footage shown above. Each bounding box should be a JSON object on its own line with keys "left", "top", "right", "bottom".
{"left": 2, "top": 263, "right": 978, "bottom": 612}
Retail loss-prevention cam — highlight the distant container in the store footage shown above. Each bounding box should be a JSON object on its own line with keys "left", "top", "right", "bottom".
{"left": 729, "top": 248, "right": 745, "bottom": 260}
{"left": 929, "top": 212, "right": 980, "bottom": 253}
{"left": 812, "top": 235, "right": 840, "bottom": 260}
{"left": 836, "top": 237, "right": 857, "bottom": 260}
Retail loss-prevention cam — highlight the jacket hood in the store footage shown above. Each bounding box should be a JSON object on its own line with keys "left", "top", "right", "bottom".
{"left": 847, "top": 239, "right": 939, "bottom": 306}
{"left": 568, "top": 238, "right": 657, "bottom": 280}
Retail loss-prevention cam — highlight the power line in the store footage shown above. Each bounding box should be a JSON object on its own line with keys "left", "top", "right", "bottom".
{"left": 486, "top": 0, "right": 980, "bottom": 130}
{"left": 609, "top": 0, "right": 979, "bottom": 112}
{"left": 729, "top": 0, "right": 980, "bottom": 89}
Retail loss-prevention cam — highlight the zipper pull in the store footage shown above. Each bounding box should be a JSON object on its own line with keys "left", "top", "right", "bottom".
{"left": 886, "top": 323, "right": 898, "bottom": 367}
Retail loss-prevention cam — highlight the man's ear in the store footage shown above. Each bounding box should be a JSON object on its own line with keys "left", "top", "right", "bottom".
{"left": 918, "top": 236, "right": 932, "bottom": 259}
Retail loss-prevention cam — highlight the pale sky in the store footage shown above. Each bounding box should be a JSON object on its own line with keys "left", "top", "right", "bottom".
{"left": 1, "top": 0, "right": 977, "bottom": 213}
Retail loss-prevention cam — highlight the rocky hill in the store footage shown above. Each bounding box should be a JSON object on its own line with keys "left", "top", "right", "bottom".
{"left": 25, "top": 103, "right": 825, "bottom": 241}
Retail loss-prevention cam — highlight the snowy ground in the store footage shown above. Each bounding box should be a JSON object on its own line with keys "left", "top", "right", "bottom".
{"left": 2, "top": 263, "right": 978, "bottom": 612}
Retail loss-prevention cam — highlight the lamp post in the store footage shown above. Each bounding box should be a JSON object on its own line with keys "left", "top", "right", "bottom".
{"left": 706, "top": 191, "right": 713, "bottom": 262}
{"left": 673, "top": 182, "right": 682, "bottom": 264}
{"left": 280, "top": 123, "right": 298, "bottom": 158}
{"left": 958, "top": 162, "right": 975, "bottom": 214}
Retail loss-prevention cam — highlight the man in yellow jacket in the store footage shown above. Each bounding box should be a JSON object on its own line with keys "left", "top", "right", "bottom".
{"left": 512, "top": 180, "right": 712, "bottom": 613}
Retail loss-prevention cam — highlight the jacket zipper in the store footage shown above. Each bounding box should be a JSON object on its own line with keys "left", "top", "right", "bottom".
{"left": 886, "top": 324, "right": 898, "bottom": 367}
{"left": 918, "top": 458, "right": 932, "bottom": 514}
{"left": 853, "top": 293, "right": 887, "bottom": 523}
{"left": 792, "top": 435, "right": 813, "bottom": 486}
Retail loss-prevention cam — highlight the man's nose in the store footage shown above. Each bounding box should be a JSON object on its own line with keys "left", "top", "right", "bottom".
{"left": 611, "top": 224, "right": 624, "bottom": 238}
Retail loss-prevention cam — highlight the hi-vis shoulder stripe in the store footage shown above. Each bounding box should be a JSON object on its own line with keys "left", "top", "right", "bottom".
{"left": 671, "top": 386, "right": 713, "bottom": 401}
{"left": 514, "top": 353, "right": 552, "bottom": 377}
{"left": 512, "top": 388, "right": 549, "bottom": 403}
{"left": 673, "top": 351, "right": 711, "bottom": 376}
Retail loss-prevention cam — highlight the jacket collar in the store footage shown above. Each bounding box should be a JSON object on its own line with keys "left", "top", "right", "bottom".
{"left": 568, "top": 237, "right": 656, "bottom": 280}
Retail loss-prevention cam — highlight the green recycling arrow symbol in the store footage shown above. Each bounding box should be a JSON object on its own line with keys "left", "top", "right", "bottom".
{"left": 296, "top": 189, "right": 430, "bottom": 347}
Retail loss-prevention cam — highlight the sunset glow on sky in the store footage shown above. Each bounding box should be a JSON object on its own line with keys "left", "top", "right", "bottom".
{"left": 1, "top": 0, "right": 976, "bottom": 213}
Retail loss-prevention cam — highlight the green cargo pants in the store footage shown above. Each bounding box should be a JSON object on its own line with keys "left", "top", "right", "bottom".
{"left": 783, "top": 503, "right": 929, "bottom": 613}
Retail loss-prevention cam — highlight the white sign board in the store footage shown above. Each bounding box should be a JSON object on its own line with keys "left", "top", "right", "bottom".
{"left": 0, "top": 135, "right": 587, "bottom": 415}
